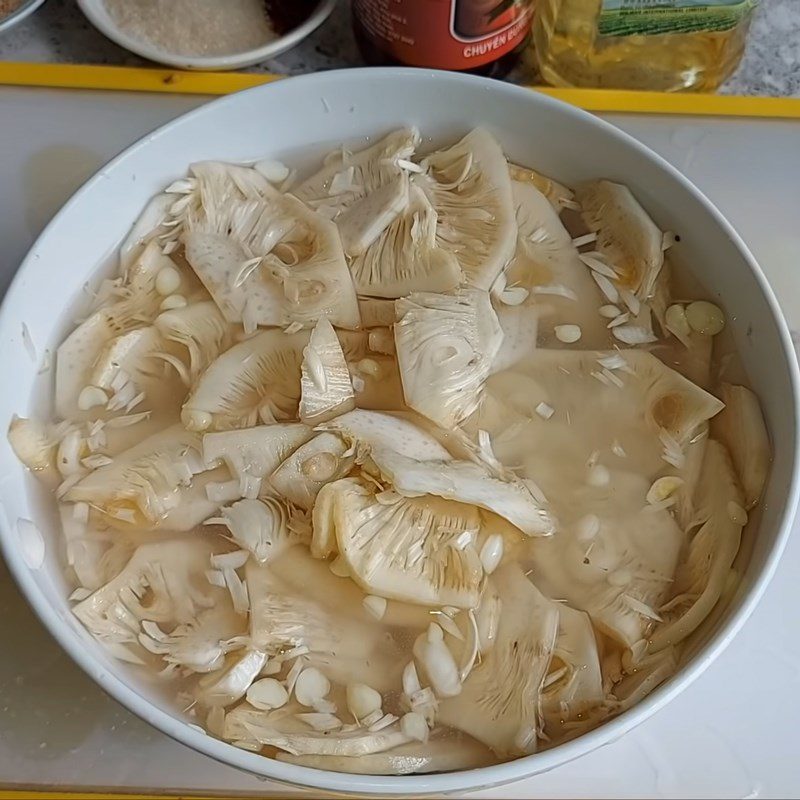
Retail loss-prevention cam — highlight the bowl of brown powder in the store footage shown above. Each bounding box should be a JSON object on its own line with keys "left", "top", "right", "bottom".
{"left": 0, "top": 0, "right": 46, "bottom": 34}
{"left": 77, "top": 0, "right": 336, "bottom": 70}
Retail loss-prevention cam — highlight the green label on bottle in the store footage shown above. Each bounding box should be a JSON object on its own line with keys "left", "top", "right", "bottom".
{"left": 598, "top": 0, "right": 758, "bottom": 37}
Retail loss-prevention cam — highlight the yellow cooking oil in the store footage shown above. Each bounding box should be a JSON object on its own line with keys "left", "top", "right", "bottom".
{"left": 532, "top": 0, "right": 758, "bottom": 92}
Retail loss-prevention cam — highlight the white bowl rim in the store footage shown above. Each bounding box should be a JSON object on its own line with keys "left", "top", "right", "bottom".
{"left": 1, "top": 67, "right": 798, "bottom": 795}
{"left": 75, "top": 0, "right": 338, "bottom": 70}
{"left": 0, "top": 0, "right": 46, "bottom": 35}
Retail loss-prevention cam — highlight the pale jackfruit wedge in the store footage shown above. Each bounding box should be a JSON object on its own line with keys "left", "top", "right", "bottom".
{"left": 321, "top": 409, "right": 556, "bottom": 536}
{"left": 246, "top": 548, "right": 412, "bottom": 689}
{"left": 394, "top": 288, "right": 504, "bottom": 429}
{"left": 278, "top": 731, "right": 495, "bottom": 774}
{"left": 438, "top": 564, "right": 559, "bottom": 757}
{"left": 612, "top": 646, "right": 678, "bottom": 712}
{"left": 312, "top": 477, "right": 484, "bottom": 608}
{"left": 228, "top": 706, "right": 412, "bottom": 757}
{"left": 649, "top": 440, "right": 746, "bottom": 651}
{"left": 73, "top": 538, "right": 220, "bottom": 643}
{"left": 509, "top": 163, "right": 574, "bottom": 210}
{"left": 294, "top": 128, "right": 420, "bottom": 217}
{"left": 60, "top": 503, "right": 133, "bottom": 591}
{"left": 540, "top": 604, "right": 604, "bottom": 740}
{"left": 202, "top": 422, "right": 312, "bottom": 502}
{"left": 65, "top": 424, "right": 212, "bottom": 529}
{"left": 56, "top": 304, "right": 149, "bottom": 419}
{"left": 119, "top": 192, "right": 174, "bottom": 272}
{"left": 574, "top": 180, "right": 664, "bottom": 302}
{"left": 182, "top": 330, "right": 310, "bottom": 431}
{"left": 525, "top": 471, "right": 683, "bottom": 648}
{"left": 217, "top": 497, "right": 306, "bottom": 563}
{"left": 712, "top": 383, "right": 770, "bottom": 508}
{"left": 56, "top": 241, "right": 169, "bottom": 418}
{"left": 154, "top": 301, "right": 233, "bottom": 383}
{"left": 299, "top": 318, "right": 355, "bottom": 424}
{"left": 348, "top": 183, "right": 462, "bottom": 298}
{"left": 270, "top": 432, "right": 353, "bottom": 510}
{"left": 483, "top": 349, "right": 724, "bottom": 488}
{"left": 7, "top": 416, "right": 56, "bottom": 473}
{"left": 419, "top": 129, "right": 516, "bottom": 290}
{"left": 504, "top": 181, "right": 609, "bottom": 348}
{"left": 90, "top": 326, "right": 164, "bottom": 394}
{"left": 181, "top": 163, "right": 360, "bottom": 331}
{"left": 336, "top": 172, "right": 410, "bottom": 256}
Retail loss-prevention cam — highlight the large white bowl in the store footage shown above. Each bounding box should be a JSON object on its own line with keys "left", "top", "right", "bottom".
{"left": 0, "top": 69, "right": 797, "bottom": 795}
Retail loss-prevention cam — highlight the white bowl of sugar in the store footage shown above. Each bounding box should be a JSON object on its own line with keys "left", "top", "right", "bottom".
{"left": 77, "top": 0, "right": 337, "bottom": 71}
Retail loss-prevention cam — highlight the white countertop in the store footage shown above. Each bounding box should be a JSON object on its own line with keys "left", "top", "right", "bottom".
{"left": 0, "top": 86, "right": 799, "bottom": 798}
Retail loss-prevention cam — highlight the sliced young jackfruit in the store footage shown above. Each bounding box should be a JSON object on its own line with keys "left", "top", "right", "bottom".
{"left": 712, "top": 383, "right": 770, "bottom": 509}
{"left": 65, "top": 424, "right": 215, "bottom": 530}
{"left": 574, "top": 180, "right": 664, "bottom": 302}
{"left": 394, "top": 288, "right": 504, "bottom": 429}
{"left": 277, "top": 731, "right": 495, "bottom": 774}
{"left": 226, "top": 705, "right": 412, "bottom": 757}
{"left": 348, "top": 183, "right": 462, "bottom": 298}
{"left": 509, "top": 163, "right": 574, "bottom": 211}
{"left": 525, "top": 470, "right": 684, "bottom": 648}
{"left": 182, "top": 330, "right": 310, "bottom": 431}
{"left": 7, "top": 416, "right": 56, "bottom": 473}
{"left": 270, "top": 432, "right": 354, "bottom": 510}
{"left": 321, "top": 409, "right": 555, "bottom": 536}
{"left": 73, "top": 538, "right": 220, "bottom": 644}
{"left": 540, "top": 603, "right": 605, "bottom": 741}
{"left": 90, "top": 326, "right": 165, "bottom": 396}
{"left": 418, "top": 129, "right": 516, "bottom": 290}
{"left": 612, "top": 646, "right": 678, "bottom": 712}
{"left": 295, "top": 128, "right": 419, "bottom": 214}
{"left": 336, "top": 172, "right": 411, "bottom": 256}
{"left": 504, "top": 181, "right": 610, "bottom": 348}
{"left": 438, "top": 564, "right": 559, "bottom": 757}
{"left": 312, "top": 477, "right": 484, "bottom": 608}
{"left": 181, "top": 162, "right": 360, "bottom": 331}
{"left": 119, "top": 192, "right": 174, "bottom": 272}
{"left": 216, "top": 497, "right": 306, "bottom": 563}
{"left": 154, "top": 301, "right": 233, "bottom": 383}
{"left": 649, "top": 440, "right": 746, "bottom": 651}
{"left": 202, "top": 422, "right": 312, "bottom": 502}
{"left": 299, "top": 318, "right": 355, "bottom": 424}
{"left": 246, "top": 547, "right": 413, "bottom": 690}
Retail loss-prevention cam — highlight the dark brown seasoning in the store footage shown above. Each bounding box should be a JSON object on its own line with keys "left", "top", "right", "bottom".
{"left": 264, "top": 0, "right": 319, "bottom": 35}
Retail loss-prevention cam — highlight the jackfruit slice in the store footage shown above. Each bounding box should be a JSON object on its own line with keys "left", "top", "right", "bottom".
{"left": 394, "top": 288, "right": 503, "bottom": 429}
{"left": 320, "top": 409, "right": 555, "bottom": 536}
{"left": 574, "top": 180, "right": 664, "bottom": 302}
{"left": 181, "top": 162, "right": 360, "bottom": 331}
{"left": 437, "top": 564, "right": 559, "bottom": 757}
{"left": 65, "top": 424, "right": 216, "bottom": 530}
{"left": 299, "top": 318, "right": 355, "bottom": 424}
{"left": 181, "top": 330, "right": 309, "bottom": 431}
{"left": 418, "top": 129, "right": 516, "bottom": 290}
{"left": 311, "top": 477, "right": 484, "bottom": 608}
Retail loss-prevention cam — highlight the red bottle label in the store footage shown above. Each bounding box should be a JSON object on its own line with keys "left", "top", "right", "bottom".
{"left": 354, "top": 0, "right": 533, "bottom": 70}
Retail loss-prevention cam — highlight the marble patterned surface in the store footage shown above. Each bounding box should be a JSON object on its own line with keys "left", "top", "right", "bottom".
{"left": 0, "top": 0, "right": 798, "bottom": 97}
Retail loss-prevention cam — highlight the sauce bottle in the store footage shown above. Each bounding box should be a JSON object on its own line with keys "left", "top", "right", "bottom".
{"left": 532, "top": 0, "right": 758, "bottom": 92}
{"left": 353, "top": 0, "right": 535, "bottom": 78}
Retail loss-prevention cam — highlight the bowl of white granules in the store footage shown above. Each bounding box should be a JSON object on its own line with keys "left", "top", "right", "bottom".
{"left": 0, "top": 0, "right": 46, "bottom": 34}
{"left": 77, "top": 0, "right": 337, "bottom": 70}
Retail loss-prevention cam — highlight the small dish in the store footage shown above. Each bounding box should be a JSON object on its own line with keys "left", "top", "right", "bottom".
{"left": 76, "top": 0, "right": 337, "bottom": 71}
{"left": 0, "top": 0, "right": 46, "bottom": 35}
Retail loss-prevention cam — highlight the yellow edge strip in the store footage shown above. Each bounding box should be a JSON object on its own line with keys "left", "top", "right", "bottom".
{"left": 1, "top": 61, "right": 800, "bottom": 119}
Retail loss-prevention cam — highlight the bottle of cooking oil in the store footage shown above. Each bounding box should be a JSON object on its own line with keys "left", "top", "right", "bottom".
{"left": 532, "top": 0, "right": 758, "bottom": 92}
